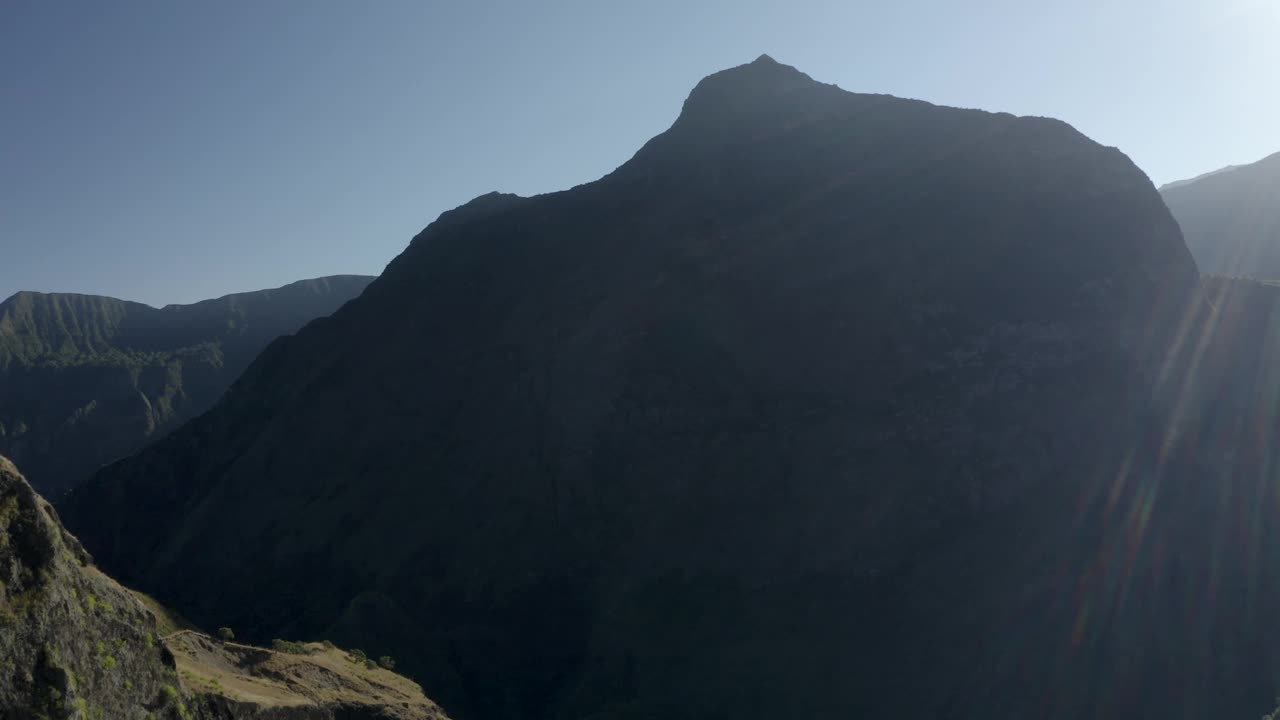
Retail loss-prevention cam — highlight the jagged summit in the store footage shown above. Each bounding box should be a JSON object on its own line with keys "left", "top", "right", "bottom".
{"left": 674, "top": 54, "right": 821, "bottom": 125}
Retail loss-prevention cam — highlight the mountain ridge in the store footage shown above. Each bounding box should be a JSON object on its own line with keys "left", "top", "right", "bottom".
{"left": 1161, "top": 150, "right": 1280, "bottom": 278}
{"left": 0, "top": 275, "right": 374, "bottom": 494}
{"left": 64, "top": 58, "right": 1231, "bottom": 719}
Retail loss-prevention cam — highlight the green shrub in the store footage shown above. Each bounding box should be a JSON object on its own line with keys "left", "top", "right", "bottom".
{"left": 377, "top": 655, "right": 395, "bottom": 670}
{"left": 99, "top": 655, "right": 117, "bottom": 670}
{"left": 217, "top": 627, "right": 235, "bottom": 642}
{"left": 350, "top": 648, "right": 367, "bottom": 664}
{"left": 271, "top": 638, "right": 306, "bottom": 654}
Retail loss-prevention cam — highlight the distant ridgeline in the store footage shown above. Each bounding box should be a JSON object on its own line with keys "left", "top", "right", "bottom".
{"left": 0, "top": 276, "right": 372, "bottom": 494}
{"left": 1162, "top": 151, "right": 1280, "bottom": 278}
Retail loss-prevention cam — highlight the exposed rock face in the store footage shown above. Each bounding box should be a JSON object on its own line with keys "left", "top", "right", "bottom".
{"left": 64, "top": 57, "right": 1223, "bottom": 718}
{"left": 0, "top": 276, "right": 373, "bottom": 495}
{"left": 1, "top": 453, "right": 183, "bottom": 719}
{"left": 0, "top": 455, "right": 449, "bottom": 720}
{"left": 1161, "top": 151, "right": 1280, "bottom": 278}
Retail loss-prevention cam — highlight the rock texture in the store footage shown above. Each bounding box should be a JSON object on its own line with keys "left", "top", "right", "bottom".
{"left": 1161, "top": 151, "right": 1280, "bottom": 277}
{"left": 63, "top": 57, "right": 1239, "bottom": 718}
{"left": 0, "top": 455, "right": 448, "bottom": 720}
{"left": 0, "top": 276, "right": 373, "bottom": 495}
{"left": 0, "top": 455, "right": 182, "bottom": 720}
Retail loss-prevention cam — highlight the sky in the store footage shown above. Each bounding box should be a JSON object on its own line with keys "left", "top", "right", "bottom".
{"left": 2, "top": 0, "right": 1277, "bottom": 307}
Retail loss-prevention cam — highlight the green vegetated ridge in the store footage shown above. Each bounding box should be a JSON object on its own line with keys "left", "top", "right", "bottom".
{"left": 63, "top": 55, "right": 1280, "bottom": 719}
{"left": 0, "top": 454, "right": 449, "bottom": 719}
{"left": 0, "top": 275, "right": 373, "bottom": 495}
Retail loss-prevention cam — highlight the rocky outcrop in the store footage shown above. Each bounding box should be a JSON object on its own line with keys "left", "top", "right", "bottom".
{"left": 64, "top": 57, "right": 1233, "bottom": 718}
{"left": 0, "top": 276, "right": 373, "bottom": 495}
{"left": 1, "top": 453, "right": 185, "bottom": 719}
{"left": 1161, "top": 151, "right": 1280, "bottom": 277}
{"left": 0, "top": 455, "right": 448, "bottom": 719}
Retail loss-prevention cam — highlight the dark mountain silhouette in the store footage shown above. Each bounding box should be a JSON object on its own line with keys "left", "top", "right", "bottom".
{"left": 1161, "top": 151, "right": 1280, "bottom": 277}
{"left": 63, "top": 57, "right": 1276, "bottom": 718}
{"left": 0, "top": 276, "right": 373, "bottom": 494}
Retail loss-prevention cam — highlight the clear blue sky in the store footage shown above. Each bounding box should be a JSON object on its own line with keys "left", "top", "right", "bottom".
{"left": 3, "top": 0, "right": 1277, "bottom": 306}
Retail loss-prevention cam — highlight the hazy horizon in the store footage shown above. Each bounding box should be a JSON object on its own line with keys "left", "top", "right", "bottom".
{"left": 4, "top": 0, "right": 1277, "bottom": 306}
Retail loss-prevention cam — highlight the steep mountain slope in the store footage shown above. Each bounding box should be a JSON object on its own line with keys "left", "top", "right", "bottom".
{"left": 64, "top": 57, "right": 1223, "bottom": 718}
{"left": 0, "top": 455, "right": 449, "bottom": 719}
{"left": 1161, "top": 151, "right": 1280, "bottom": 277}
{"left": 0, "top": 276, "right": 373, "bottom": 494}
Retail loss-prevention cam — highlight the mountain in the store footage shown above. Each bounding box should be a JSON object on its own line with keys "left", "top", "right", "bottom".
{"left": 1159, "top": 163, "right": 1241, "bottom": 191}
{"left": 0, "top": 455, "right": 450, "bottom": 719}
{"left": 0, "top": 276, "right": 373, "bottom": 494}
{"left": 1161, "top": 151, "right": 1280, "bottom": 277}
{"left": 62, "top": 56, "right": 1249, "bottom": 718}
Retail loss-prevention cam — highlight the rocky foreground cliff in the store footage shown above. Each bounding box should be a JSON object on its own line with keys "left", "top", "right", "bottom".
{"left": 0, "top": 455, "right": 448, "bottom": 720}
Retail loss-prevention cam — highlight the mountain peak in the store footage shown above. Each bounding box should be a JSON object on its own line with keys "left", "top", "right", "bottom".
{"left": 671, "top": 55, "right": 822, "bottom": 130}
{"left": 64, "top": 58, "right": 1210, "bottom": 719}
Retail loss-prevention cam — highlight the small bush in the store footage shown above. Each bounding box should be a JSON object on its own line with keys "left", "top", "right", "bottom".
{"left": 271, "top": 638, "right": 306, "bottom": 654}
{"left": 217, "top": 627, "right": 235, "bottom": 642}
{"left": 377, "top": 655, "right": 395, "bottom": 670}
{"left": 99, "top": 655, "right": 117, "bottom": 670}
{"left": 322, "top": 640, "right": 337, "bottom": 650}
{"left": 350, "top": 648, "right": 367, "bottom": 664}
